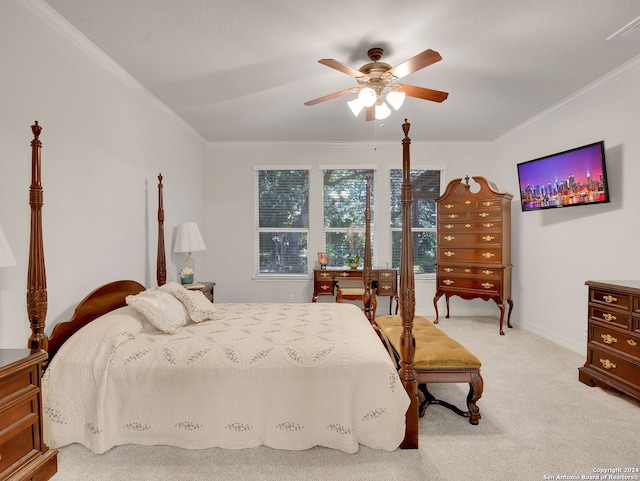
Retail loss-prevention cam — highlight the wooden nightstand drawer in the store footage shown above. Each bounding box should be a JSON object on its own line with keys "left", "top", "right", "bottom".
{"left": 590, "top": 288, "right": 631, "bottom": 311}
{"left": 0, "top": 415, "right": 39, "bottom": 476}
{"left": 0, "top": 364, "right": 37, "bottom": 401}
{"left": 591, "top": 324, "right": 640, "bottom": 360}
{"left": 589, "top": 305, "right": 631, "bottom": 330}
{"left": 587, "top": 346, "right": 640, "bottom": 387}
{"left": 0, "top": 392, "right": 38, "bottom": 432}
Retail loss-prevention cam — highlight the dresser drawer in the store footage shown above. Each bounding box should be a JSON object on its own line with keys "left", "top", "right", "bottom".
{"left": 438, "top": 265, "right": 502, "bottom": 279}
{"left": 438, "top": 276, "right": 501, "bottom": 294}
{"left": 439, "top": 232, "right": 502, "bottom": 246}
{"left": 586, "top": 346, "right": 640, "bottom": 387}
{"left": 590, "top": 288, "right": 631, "bottom": 311}
{"left": 439, "top": 248, "right": 503, "bottom": 264}
{"left": 590, "top": 324, "right": 640, "bottom": 361}
{"left": 589, "top": 304, "right": 631, "bottom": 330}
{"left": 0, "top": 418, "right": 39, "bottom": 475}
{"left": 0, "top": 364, "right": 37, "bottom": 401}
{"left": 439, "top": 220, "right": 503, "bottom": 233}
{"left": 0, "top": 392, "right": 38, "bottom": 432}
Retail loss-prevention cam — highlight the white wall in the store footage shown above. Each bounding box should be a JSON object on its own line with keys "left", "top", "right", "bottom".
{"left": 494, "top": 58, "right": 640, "bottom": 353}
{"left": 0, "top": 1, "right": 207, "bottom": 348}
{"left": 205, "top": 139, "right": 499, "bottom": 317}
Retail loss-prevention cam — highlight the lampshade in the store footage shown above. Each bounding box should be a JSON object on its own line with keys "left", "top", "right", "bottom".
{"left": 173, "top": 222, "right": 206, "bottom": 254}
{"left": 347, "top": 98, "right": 364, "bottom": 116}
{"left": 0, "top": 223, "right": 17, "bottom": 268}
{"left": 386, "top": 90, "right": 406, "bottom": 110}
{"left": 358, "top": 87, "right": 377, "bottom": 107}
{"left": 375, "top": 101, "right": 391, "bottom": 120}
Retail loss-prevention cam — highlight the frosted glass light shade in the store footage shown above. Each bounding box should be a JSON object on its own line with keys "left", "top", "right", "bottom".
{"left": 387, "top": 90, "right": 406, "bottom": 110}
{"left": 0, "top": 223, "right": 16, "bottom": 268}
{"left": 358, "top": 87, "right": 377, "bottom": 107}
{"left": 347, "top": 98, "right": 364, "bottom": 116}
{"left": 375, "top": 102, "right": 391, "bottom": 120}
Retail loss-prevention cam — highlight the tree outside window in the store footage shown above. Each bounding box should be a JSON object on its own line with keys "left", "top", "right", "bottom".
{"left": 256, "top": 169, "right": 309, "bottom": 274}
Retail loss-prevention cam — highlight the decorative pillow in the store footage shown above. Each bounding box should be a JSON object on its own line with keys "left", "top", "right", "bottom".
{"left": 173, "top": 287, "right": 218, "bottom": 323}
{"left": 158, "top": 280, "right": 184, "bottom": 296}
{"left": 125, "top": 289, "right": 189, "bottom": 334}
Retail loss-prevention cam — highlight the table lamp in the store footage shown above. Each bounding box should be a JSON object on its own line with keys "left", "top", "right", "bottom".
{"left": 173, "top": 222, "right": 206, "bottom": 282}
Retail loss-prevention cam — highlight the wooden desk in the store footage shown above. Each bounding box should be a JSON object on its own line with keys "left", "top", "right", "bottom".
{"left": 312, "top": 268, "right": 398, "bottom": 314}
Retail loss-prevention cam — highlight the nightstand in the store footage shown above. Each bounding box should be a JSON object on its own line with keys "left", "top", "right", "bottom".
{"left": 0, "top": 349, "right": 58, "bottom": 481}
{"left": 185, "top": 281, "right": 216, "bottom": 302}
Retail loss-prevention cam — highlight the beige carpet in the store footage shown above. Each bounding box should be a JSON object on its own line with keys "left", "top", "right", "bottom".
{"left": 52, "top": 316, "right": 640, "bottom": 481}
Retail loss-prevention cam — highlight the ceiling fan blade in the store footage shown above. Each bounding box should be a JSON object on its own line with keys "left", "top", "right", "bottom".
{"left": 304, "top": 88, "right": 356, "bottom": 106}
{"left": 365, "top": 106, "right": 375, "bottom": 121}
{"left": 388, "top": 49, "right": 442, "bottom": 79}
{"left": 398, "top": 84, "right": 449, "bottom": 103}
{"left": 318, "top": 59, "right": 364, "bottom": 78}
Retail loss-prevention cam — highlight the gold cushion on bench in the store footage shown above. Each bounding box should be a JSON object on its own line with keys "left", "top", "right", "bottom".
{"left": 376, "top": 315, "right": 481, "bottom": 370}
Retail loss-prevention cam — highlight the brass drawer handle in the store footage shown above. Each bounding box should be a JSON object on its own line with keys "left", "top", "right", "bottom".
{"left": 628, "top": 339, "right": 638, "bottom": 347}
{"left": 444, "top": 224, "right": 454, "bottom": 229}
{"left": 464, "top": 200, "right": 471, "bottom": 204}
{"left": 482, "top": 201, "right": 494, "bottom": 206}
{"left": 444, "top": 235, "right": 455, "bottom": 241}
{"left": 483, "top": 223, "right": 494, "bottom": 228}
{"left": 464, "top": 269, "right": 471, "bottom": 273}
{"left": 478, "top": 212, "right": 490, "bottom": 217}
{"left": 602, "top": 295, "right": 617, "bottom": 303}
{"left": 482, "top": 283, "right": 494, "bottom": 289}
{"left": 601, "top": 334, "right": 617, "bottom": 344}
{"left": 320, "top": 272, "right": 330, "bottom": 278}
{"left": 444, "top": 251, "right": 455, "bottom": 257}
{"left": 443, "top": 279, "right": 454, "bottom": 285}
{"left": 444, "top": 204, "right": 454, "bottom": 209}
{"left": 602, "top": 313, "right": 617, "bottom": 322}
{"left": 482, "top": 235, "right": 495, "bottom": 241}
{"left": 599, "top": 359, "right": 616, "bottom": 370}
{"left": 320, "top": 285, "right": 331, "bottom": 291}
{"left": 339, "top": 272, "right": 349, "bottom": 277}
{"left": 482, "top": 270, "right": 494, "bottom": 275}
{"left": 444, "top": 268, "right": 454, "bottom": 273}
{"left": 382, "top": 272, "right": 392, "bottom": 278}
{"left": 465, "top": 224, "right": 472, "bottom": 228}
{"left": 482, "top": 252, "right": 495, "bottom": 259}
{"left": 448, "top": 214, "right": 458, "bottom": 219}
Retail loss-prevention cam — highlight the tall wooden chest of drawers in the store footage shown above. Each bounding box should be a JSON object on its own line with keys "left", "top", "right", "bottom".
{"left": 433, "top": 176, "right": 514, "bottom": 335}
{"left": 579, "top": 281, "right": 640, "bottom": 402}
{"left": 0, "top": 349, "right": 57, "bottom": 481}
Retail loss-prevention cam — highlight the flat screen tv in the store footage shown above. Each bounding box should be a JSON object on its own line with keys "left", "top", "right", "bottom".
{"left": 516, "top": 140, "right": 609, "bottom": 212}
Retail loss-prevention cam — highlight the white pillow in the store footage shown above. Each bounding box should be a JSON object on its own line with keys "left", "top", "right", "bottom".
{"left": 158, "top": 280, "right": 184, "bottom": 296}
{"left": 126, "top": 289, "right": 189, "bottom": 334}
{"left": 173, "top": 287, "right": 218, "bottom": 323}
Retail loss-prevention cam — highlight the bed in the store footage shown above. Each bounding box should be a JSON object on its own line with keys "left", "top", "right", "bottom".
{"left": 25, "top": 120, "right": 422, "bottom": 453}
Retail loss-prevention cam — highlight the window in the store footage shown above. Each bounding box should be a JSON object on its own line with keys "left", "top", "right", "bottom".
{"left": 390, "top": 169, "right": 442, "bottom": 274}
{"left": 255, "top": 168, "right": 309, "bottom": 275}
{"left": 322, "top": 168, "right": 375, "bottom": 267}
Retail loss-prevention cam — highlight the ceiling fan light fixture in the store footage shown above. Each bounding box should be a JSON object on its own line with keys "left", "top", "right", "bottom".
{"left": 386, "top": 90, "right": 406, "bottom": 110}
{"left": 347, "top": 98, "right": 364, "bottom": 116}
{"left": 375, "top": 101, "right": 391, "bottom": 120}
{"left": 358, "top": 87, "right": 377, "bottom": 107}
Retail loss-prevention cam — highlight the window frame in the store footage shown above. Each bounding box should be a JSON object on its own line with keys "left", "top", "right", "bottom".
{"left": 253, "top": 165, "right": 311, "bottom": 278}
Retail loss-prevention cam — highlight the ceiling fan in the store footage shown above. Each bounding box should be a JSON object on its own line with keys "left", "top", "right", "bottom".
{"left": 304, "top": 47, "right": 449, "bottom": 121}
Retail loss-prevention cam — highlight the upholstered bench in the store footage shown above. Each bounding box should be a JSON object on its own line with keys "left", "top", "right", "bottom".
{"left": 375, "top": 315, "right": 483, "bottom": 424}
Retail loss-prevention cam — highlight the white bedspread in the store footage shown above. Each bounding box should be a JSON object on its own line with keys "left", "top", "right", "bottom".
{"left": 43, "top": 302, "right": 409, "bottom": 454}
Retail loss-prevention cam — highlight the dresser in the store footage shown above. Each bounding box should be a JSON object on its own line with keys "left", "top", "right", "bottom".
{"left": 0, "top": 349, "right": 57, "bottom": 481}
{"left": 312, "top": 268, "right": 398, "bottom": 314}
{"left": 433, "top": 176, "right": 514, "bottom": 335}
{"left": 579, "top": 281, "right": 640, "bottom": 402}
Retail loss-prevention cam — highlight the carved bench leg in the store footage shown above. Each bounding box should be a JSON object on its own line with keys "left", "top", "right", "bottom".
{"left": 467, "top": 372, "right": 483, "bottom": 425}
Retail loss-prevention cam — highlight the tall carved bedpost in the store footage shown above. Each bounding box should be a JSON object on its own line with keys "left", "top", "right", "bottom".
{"left": 27, "top": 121, "right": 48, "bottom": 351}
{"left": 156, "top": 173, "right": 166, "bottom": 286}
{"left": 399, "top": 119, "right": 419, "bottom": 448}
{"left": 362, "top": 175, "right": 376, "bottom": 322}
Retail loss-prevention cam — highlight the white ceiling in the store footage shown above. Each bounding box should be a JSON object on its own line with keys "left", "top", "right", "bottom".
{"left": 42, "top": 0, "right": 640, "bottom": 142}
